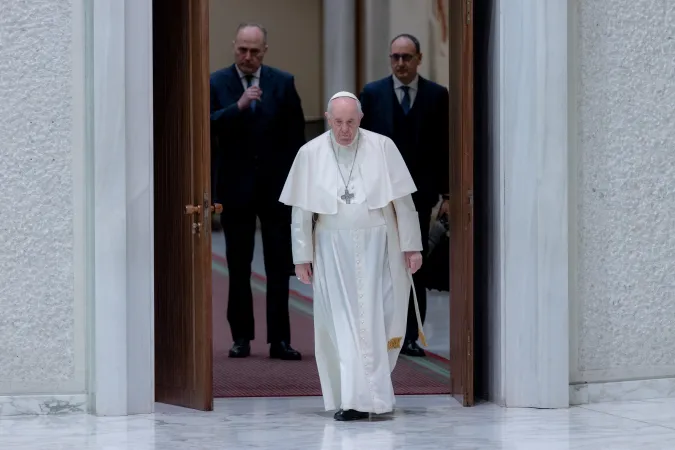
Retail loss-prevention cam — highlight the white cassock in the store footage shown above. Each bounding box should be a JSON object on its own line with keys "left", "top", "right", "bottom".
{"left": 279, "top": 127, "right": 424, "bottom": 414}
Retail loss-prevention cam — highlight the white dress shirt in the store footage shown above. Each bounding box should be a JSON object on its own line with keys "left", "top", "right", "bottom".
{"left": 236, "top": 66, "right": 261, "bottom": 90}
{"left": 393, "top": 74, "right": 419, "bottom": 108}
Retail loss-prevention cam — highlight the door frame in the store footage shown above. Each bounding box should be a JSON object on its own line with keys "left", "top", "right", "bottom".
{"left": 86, "top": 0, "right": 571, "bottom": 417}
{"left": 85, "top": 0, "right": 472, "bottom": 416}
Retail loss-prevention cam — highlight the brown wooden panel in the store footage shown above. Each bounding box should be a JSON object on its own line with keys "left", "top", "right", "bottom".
{"left": 153, "top": 0, "right": 213, "bottom": 411}
{"left": 448, "top": 0, "right": 475, "bottom": 406}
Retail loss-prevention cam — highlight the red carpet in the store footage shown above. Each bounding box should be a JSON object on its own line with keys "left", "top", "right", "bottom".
{"left": 212, "top": 255, "right": 450, "bottom": 398}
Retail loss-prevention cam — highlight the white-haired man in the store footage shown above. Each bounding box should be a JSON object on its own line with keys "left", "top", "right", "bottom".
{"left": 279, "top": 92, "right": 425, "bottom": 421}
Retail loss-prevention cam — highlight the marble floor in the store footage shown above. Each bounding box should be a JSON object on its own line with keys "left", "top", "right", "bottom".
{"left": 211, "top": 230, "right": 451, "bottom": 358}
{"left": 4, "top": 396, "right": 675, "bottom": 449}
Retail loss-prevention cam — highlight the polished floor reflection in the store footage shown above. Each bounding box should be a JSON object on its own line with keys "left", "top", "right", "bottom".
{"left": 4, "top": 396, "right": 675, "bottom": 449}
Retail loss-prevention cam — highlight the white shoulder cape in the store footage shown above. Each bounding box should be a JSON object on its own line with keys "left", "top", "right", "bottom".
{"left": 279, "top": 129, "right": 417, "bottom": 214}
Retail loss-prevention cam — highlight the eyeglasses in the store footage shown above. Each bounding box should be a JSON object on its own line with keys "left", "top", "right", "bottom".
{"left": 390, "top": 53, "right": 415, "bottom": 63}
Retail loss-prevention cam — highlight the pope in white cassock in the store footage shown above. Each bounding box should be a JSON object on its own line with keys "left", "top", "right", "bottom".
{"left": 279, "top": 91, "right": 425, "bottom": 421}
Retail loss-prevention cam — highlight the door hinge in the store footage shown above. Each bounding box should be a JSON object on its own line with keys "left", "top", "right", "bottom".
{"left": 467, "top": 332, "right": 471, "bottom": 357}
{"left": 466, "top": 0, "right": 472, "bottom": 24}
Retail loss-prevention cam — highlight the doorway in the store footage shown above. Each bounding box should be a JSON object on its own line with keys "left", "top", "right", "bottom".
{"left": 152, "top": 0, "right": 477, "bottom": 411}
{"left": 152, "top": 0, "right": 213, "bottom": 410}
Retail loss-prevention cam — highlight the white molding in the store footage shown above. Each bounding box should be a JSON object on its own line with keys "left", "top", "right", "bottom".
{"left": 82, "top": 0, "right": 576, "bottom": 415}
{"left": 88, "top": 0, "right": 154, "bottom": 416}
{"left": 123, "top": 0, "right": 155, "bottom": 416}
{"left": 567, "top": 0, "right": 582, "bottom": 388}
{"left": 91, "top": 0, "right": 128, "bottom": 416}
{"left": 494, "top": 0, "right": 507, "bottom": 407}
{"left": 571, "top": 378, "right": 675, "bottom": 405}
{"left": 572, "top": 366, "right": 675, "bottom": 384}
{"left": 71, "top": 0, "right": 88, "bottom": 398}
{"left": 500, "top": 0, "right": 570, "bottom": 408}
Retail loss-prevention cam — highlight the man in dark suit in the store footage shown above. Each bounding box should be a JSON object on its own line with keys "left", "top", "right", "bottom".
{"left": 359, "top": 33, "right": 449, "bottom": 357}
{"left": 210, "top": 23, "right": 305, "bottom": 360}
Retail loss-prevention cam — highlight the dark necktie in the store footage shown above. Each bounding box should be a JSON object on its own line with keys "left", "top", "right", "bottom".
{"left": 244, "top": 74, "right": 256, "bottom": 112}
{"left": 400, "top": 85, "right": 411, "bottom": 115}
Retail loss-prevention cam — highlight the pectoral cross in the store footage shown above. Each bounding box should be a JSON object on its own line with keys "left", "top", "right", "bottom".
{"left": 341, "top": 188, "right": 355, "bottom": 204}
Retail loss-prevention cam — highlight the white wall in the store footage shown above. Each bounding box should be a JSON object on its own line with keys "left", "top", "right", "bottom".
{"left": 0, "top": 0, "right": 87, "bottom": 414}
{"left": 569, "top": 0, "right": 675, "bottom": 401}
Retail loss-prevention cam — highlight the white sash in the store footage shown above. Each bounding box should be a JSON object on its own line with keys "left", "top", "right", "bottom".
{"left": 409, "top": 271, "right": 427, "bottom": 347}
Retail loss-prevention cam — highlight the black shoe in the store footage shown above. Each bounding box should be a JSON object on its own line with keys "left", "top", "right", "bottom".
{"left": 334, "top": 409, "right": 369, "bottom": 421}
{"left": 269, "top": 341, "right": 302, "bottom": 360}
{"left": 400, "top": 339, "right": 426, "bottom": 357}
{"left": 228, "top": 339, "right": 251, "bottom": 358}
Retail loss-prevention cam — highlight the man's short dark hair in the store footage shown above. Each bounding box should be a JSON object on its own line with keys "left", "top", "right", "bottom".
{"left": 235, "top": 23, "right": 268, "bottom": 44}
{"left": 390, "top": 33, "right": 421, "bottom": 54}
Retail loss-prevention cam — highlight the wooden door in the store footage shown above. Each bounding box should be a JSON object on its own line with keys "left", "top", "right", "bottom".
{"left": 153, "top": 0, "right": 214, "bottom": 411}
{"left": 448, "top": 0, "right": 475, "bottom": 406}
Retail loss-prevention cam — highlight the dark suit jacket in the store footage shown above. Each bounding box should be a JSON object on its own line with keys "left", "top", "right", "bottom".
{"left": 359, "top": 75, "right": 449, "bottom": 211}
{"left": 210, "top": 64, "right": 306, "bottom": 206}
